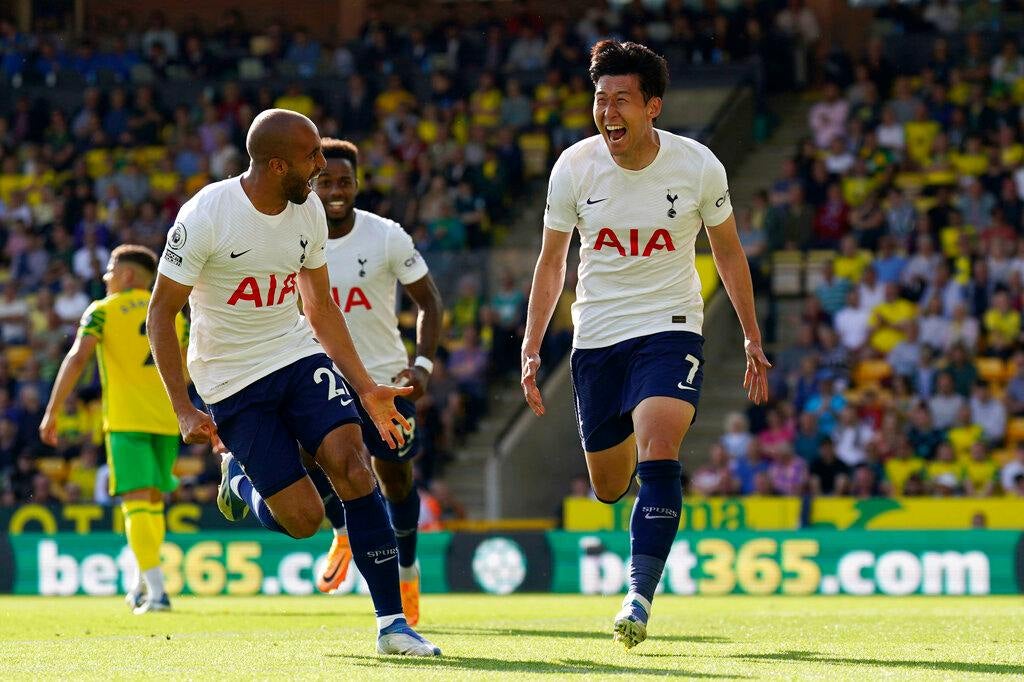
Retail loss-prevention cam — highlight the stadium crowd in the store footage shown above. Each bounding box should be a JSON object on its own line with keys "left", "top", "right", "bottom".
{"left": 0, "top": 1, "right": 808, "bottom": 510}
{"left": 703, "top": 8, "right": 1024, "bottom": 501}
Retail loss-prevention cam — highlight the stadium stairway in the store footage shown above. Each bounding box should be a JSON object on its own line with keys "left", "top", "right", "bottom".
{"left": 443, "top": 97, "right": 811, "bottom": 518}
{"left": 682, "top": 96, "right": 811, "bottom": 465}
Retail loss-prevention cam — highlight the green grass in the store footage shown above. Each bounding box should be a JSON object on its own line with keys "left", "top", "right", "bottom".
{"left": 1, "top": 595, "right": 1023, "bottom": 679}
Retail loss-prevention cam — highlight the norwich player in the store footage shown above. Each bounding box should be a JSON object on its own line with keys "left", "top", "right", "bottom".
{"left": 41, "top": 245, "right": 188, "bottom": 614}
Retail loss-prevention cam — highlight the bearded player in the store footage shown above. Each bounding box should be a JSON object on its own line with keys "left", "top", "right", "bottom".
{"left": 308, "top": 138, "right": 442, "bottom": 625}
{"left": 521, "top": 41, "right": 770, "bottom": 649}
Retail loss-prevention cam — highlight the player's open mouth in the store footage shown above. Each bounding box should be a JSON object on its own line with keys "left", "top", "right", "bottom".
{"left": 328, "top": 200, "right": 345, "bottom": 212}
{"left": 606, "top": 124, "right": 626, "bottom": 142}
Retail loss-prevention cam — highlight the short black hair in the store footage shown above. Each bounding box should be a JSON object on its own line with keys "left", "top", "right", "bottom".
{"left": 588, "top": 40, "right": 669, "bottom": 102}
{"left": 321, "top": 137, "right": 359, "bottom": 175}
{"left": 111, "top": 244, "right": 157, "bottom": 274}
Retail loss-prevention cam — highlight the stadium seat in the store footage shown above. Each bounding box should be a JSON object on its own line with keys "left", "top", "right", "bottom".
{"left": 36, "top": 457, "right": 67, "bottom": 482}
{"left": 173, "top": 457, "right": 205, "bottom": 478}
{"left": 5, "top": 345, "right": 31, "bottom": 372}
{"left": 853, "top": 360, "right": 892, "bottom": 387}
{"left": 804, "top": 250, "right": 837, "bottom": 292}
{"left": 771, "top": 250, "right": 804, "bottom": 296}
{"left": 1006, "top": 418, "right": 1024, "bottom": 447}
{"left": 976, "top": 357, "right": 1006, "bottom": 386}
{"left": 991, "top": 449, "right": 1014, "bottom": 466}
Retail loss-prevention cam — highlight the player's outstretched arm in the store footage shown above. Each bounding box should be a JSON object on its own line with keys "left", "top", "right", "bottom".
{"left": 706, "top": 213, "right": 771, "bottom": 405}
{"left": 147, "top": 274, "right": 217, "bottom": 444}
{"left": 39, "top": 333, "right": 98, "bottom": 446}
{"left": 395, "top": 274, "right": 443, "bottom": 401}
{"left": 521, "top": 227, "right": 573, "bottom": 416}
{"left": 297, "top": 264, "right": 413, "bottom": 449}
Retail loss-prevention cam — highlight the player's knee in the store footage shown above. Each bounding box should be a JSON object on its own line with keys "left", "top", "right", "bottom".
{"left": 589, "top": 474, "right": 632, "bottom": 504}
{"left": 636, "top": 436, "right": 680, "bottom": 462}
{"left": 282, "top": 504, "right": 324, "bottom": 539}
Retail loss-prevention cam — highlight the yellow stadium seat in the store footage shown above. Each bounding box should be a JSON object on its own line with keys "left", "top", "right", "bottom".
{"left": 5, "top": 345, "right": 31, "bottom": 372}
{"left": 991, "top": 449, "right": 1014, "bottom": 466}
{"left": 36, "top": 457, "right": 67, "bottom": 482}
{"left": 173, "top": 457, "right": 205, "bottom": 478}
{"left": 976, "top": 357, "right": 1006, "bottom": 385}
{"left": 1006, "top": 418, "right": 1024, "bottom": 446}
{"left": 853, "top": 360, "right": 892, "bottom": 387}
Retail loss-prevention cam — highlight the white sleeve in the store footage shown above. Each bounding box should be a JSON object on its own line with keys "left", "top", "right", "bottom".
{"left": 699, "top": 148, "right": 733, "bottom": 227}
{"left": 542, "top": 150, "right": 578, "bottom": 233}
{"left": 387, "top": 225, "right": 429, "bottom": 285}
{"left": 302, "top": 196, "right": 329, "bottom": 270}
{"left": 158, "top": 203, "right": 213, "bottom": 286}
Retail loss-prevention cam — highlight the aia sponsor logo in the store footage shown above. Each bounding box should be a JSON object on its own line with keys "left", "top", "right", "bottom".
{"left": 227, "top": 273, "right": 298, "bottom": 307}
{"left": 331, "top": 287, "right": 372, "bottom": 312}
{"left": 593, "top": 228, "right": 675, "bottom": 257}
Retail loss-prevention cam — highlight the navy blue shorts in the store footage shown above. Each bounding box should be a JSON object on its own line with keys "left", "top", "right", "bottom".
{"left": 570, "top": 331, "right": 705, "bottom": 452}
{"left": 355, "top": 396, "right": 420, "bottom": 462}
{"left": 207, "top": 353, "right": 361, "bottom": 498}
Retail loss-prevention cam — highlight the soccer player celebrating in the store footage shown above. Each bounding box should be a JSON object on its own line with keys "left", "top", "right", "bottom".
{"left": 308, "top": 139, "right": 442, "bottom": 625}
{"left": 147, "top": 109, "right": 440, "bottom": 656}
{"left": 41, "top": 245, "right": 188, "bottom": 614}
{"left": 521, "top": 41, "right": 770, "bottom": 648}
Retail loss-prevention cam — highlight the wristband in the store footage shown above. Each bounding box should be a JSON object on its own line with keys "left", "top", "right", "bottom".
{"left": 414, "top": 356, "right": 434, "bottom": 374}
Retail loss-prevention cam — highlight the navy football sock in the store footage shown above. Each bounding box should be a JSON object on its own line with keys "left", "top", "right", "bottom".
{"left": 385, "top": 486, "right": 421, "bottom": 569}
{"left": 306, "top": 463, "right": 347, "bottom": 531}
{"left": 628, "top": 459, "right": 683, "bottom": 604}
{"left": 228, "top": 458, "right": 287, "bottom": 535}
{"left": 343, "top": 490, "right": 403, "bottom": 618}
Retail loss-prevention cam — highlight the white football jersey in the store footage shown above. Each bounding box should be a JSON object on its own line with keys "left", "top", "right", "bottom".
{"left": 544, "top": 129, "right": 732, "bottom": 348}
{"left": 325, "top": 209, "right": 429, "bottom": 384}
{"left": 158, "top": 177, "right": 328, "bottom": 403}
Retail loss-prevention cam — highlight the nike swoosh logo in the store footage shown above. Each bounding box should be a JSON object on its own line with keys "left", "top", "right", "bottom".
{"left": 230, "top": 249, "right": 252, "bottom": 258}
{"left": 321, "top": 564, "right": 340, "bottom": 582}
{"left": 677, "top": 383, "right": 698, "bottom": 391}
{"left": 586, "top": 197, "right": 609, "bottom": 205}
{"left": 339, "top": 398, "right": 353, "bottom": 406}
{"left": 374, "top": 554, "right": 397, "bottom": 564}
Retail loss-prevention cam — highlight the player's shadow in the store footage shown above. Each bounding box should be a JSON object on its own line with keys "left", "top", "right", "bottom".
{"left": 336, "top": 654, "right": 744, "bottom": 677}
{"left": 730, "top": 650, "right": 1024, "bottom": 676}
{"left": 421, "top": 625, "right": 730, "bottom": 644}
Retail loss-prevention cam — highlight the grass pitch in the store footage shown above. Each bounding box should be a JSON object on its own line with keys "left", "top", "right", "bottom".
{"left": 1, "top": 595, "right": 1022, "bottom": 679}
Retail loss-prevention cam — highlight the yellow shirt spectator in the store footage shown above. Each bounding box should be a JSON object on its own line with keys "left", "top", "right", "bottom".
{"left": 947, "top": 423, "right": 983, "bottom": 460}
{"left": 1001, "top": 143, "right": 1024, "bottom": 168}
{"left": 869, "top": 297, "right": 917, "bottom": 353}
{"left": 66, "top": 458, "right": 98, "bottom": 499}
{"left": 950, "top": 151, "right": 988, "bottom": 176}
{"left": 841, "top": 175, "right": 875, "bottom": 207}
{"left": 964, "top": 458, "right": 997, "bottom": 493}
{"left": 925, "top": 459, "right": 963, "bottom": 484}
{"left": 885, "top": 456, "right": 925, "bottom": 495}
{"left": 983, "top": 308, "right": 1021, "bottom": 343}
{"left": 375, "top": 86, "right": 415, "bottom": 118}
{"left": 833, "top": 251, "right": 873, "bottom": 282}
{"left": 905, "top": 120, "right": 940, "bottom": 167}
{"left": 274, "top": 92, "right": 315, "bottom": 117}
{"left": 470, "top": 87, "right": 503, "bottom": 128}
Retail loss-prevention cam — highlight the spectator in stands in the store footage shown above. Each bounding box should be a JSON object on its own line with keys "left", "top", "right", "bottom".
{"left": 769, "top": 444, "right": 808, "bottom": 495}
{"left": 692, "top": 445, "right": 737, "bottom": 496}
{"left": 970, "top": 381, "right": 1007, "bottom": 445}
{"left": 963, "top": 442, "right": 997, "bottom": 496}
{"left": 9, "top": 453, "right": 36, "bottom": 502}
{"left": 926, "top": 441, "right": 963, "bottom": 494}
{"left": 810, "top": 438, "right": 850, "bottom": 495}
{"left": 804, "top": 378, "right": 846, "bottom": 437}
{"left": 833, "top": 289, "right": 870, "bottom": 352}
{"left": 929, "top": 372, "right": 966, "bottom": 430}
{"left": 833, "top": 405, "right": 873, "bottom": 467}
{"left": 888, "top": 321, "right": 922, "bottom": 377}
{"left": 793, "top": 412, "right": 822, "bottom": 462}
{"left": 1001, "top": 444, "right": 1024, "bottom": 494}
{"left": 721, "top": 412, "right": 752, "bottom": 461}
{"left": 883, "top": 440, "right": 925, "bottom": 496}
{"left": 868, "top": 283, "right": 917, "bottom": 355}
{"left": 907, "top": 404, "right": 943, "bottom": 459}
{"left": 809, "top": 82, "right": 849, "bottom": 149}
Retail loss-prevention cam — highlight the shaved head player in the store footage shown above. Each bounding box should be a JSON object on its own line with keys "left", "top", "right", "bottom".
{"left": 147, "top": 109, "right": 441, "bottom": 656}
